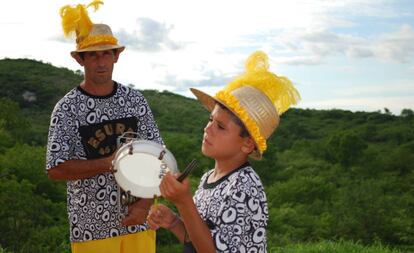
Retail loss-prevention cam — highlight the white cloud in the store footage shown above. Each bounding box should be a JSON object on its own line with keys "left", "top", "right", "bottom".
{"left": 301, "top": 96, "right": 414, "bottom": 115}
{"left": 158, "top": 71, "right": 232, "bottom": 92}
{"left": 334, "top": 80, "right": 414, "bottom": 97}
{"left": 314, "top": 0, "right": 402, "bottom": 18}
{"left": 116, "top": 18, "right": 185, "bottom": 52}
{"left": 374, "top": 24, "right": 414, "bottom": 63}
{"left": 299, "top": 79, "right": 414, "bottom": 115}
{"left": 1, "top": 0, "right": 414, "bottom": 114}
{"left": 264, "top": 24, "right": 414, "bottom": 65}
{"left": 275, "top": 55, "right": 323, "bottom": 66}
{"left": 347, "top": 47, "right": 374, "bottom": 58}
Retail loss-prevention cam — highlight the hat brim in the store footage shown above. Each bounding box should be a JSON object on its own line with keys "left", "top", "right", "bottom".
{"left": 71, "top": 45, "right": 125, "bottom": 57}
{"left": 190, "top": 88, "right": 262, "bottom": 160}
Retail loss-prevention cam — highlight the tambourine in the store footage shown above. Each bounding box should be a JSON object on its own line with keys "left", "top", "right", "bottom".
{"left": 111, "top": 132, "right": 178, "bottom": 207}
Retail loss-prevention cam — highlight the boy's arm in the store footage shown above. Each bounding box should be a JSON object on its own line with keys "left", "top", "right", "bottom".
{"left": 147, "top": 203, "right": 187, "bottom": 243}
{"left": 175, "top": 197, "right": 216, "bottom": 252}
{"left": 160, "top": 173, "right": 216, "bottom": 253}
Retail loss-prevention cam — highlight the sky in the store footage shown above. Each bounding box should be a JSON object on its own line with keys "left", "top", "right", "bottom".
{"left": 1, "top": 0, "right": 413, "bottom": 115}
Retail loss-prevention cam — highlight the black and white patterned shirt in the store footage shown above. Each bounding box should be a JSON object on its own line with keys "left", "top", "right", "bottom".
{"left": 46, "top": 82, "right": 162, "bottom": 242}
{"left": 188, "top": 162, "right": 268, "bottom": 253}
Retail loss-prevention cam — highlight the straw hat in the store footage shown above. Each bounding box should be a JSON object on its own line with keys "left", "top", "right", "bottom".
{"left": 191, "top": 51, "right": 301, "bottom": 160}
{"left": 59, "top": 0, "right": 125, "bottom": 57}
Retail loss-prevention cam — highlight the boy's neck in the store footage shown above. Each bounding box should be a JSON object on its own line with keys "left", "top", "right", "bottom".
{"left": 209, "top": 158, "right": 248, "bottom": 183}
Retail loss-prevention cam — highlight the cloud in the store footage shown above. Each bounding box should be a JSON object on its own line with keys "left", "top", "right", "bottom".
{"left": 303, "top": 31, "right": 361, "bottom": 57}
{"left": 334, "top": 80, "right": 414, "bottom": 97}
{"left": 325, "top": 0, "right": 401, "bottom": 18}
{"left": 158, "top": 70, "right": 233, "bottom": 92}
{"left": 50, "top": 35, "right": 71, "bottom": 44}
{"left": 266, "top": 24, "right": 414, "bottom": 65}
{"left": 301, "top": 96, "right": 414, "bottom": 115}
{"left": 374, "top": 24, "right": 414, "bottom": 63}
{"left": 115, "top": 18, "right": 186, "bottom": 52}
{"left": 347, "top": 47, "right": 374, "bottom": 58}
{"left": 276, "top": 56, "right": 323, "bottom": 66}
{"left": 270, "top": 29, "right": 365, "bottom": 65}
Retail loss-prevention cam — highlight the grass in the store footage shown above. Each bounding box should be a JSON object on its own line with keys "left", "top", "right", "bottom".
{"left": 156, "top": 240, "right": 411, "bottom": 253}
{"left": 270, "top": 240, "right": 406, "bottom": 253}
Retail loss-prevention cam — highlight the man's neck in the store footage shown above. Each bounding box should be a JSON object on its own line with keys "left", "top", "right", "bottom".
{"left": 80, "top": 80, "right": 114, "bottom": 96}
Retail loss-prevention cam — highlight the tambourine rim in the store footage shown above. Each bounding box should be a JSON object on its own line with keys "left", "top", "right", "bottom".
{"left": 113, "top": 140, "right": 177, "bottom": 198}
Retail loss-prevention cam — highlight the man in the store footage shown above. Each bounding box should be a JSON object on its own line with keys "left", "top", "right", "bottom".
{"left": 46, "top": 1, "right": 160, "bottom": 252}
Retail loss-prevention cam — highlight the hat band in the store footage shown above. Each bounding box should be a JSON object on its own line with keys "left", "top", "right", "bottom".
{"left": 77, "top": 34, "right": 118, "bottom": 50}
{"left": 215, "top": 90, "right": 267, "bottom": 153}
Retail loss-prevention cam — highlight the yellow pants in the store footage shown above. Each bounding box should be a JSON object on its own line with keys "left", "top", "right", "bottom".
{"left": 71, "top": 230, "right": 155, "bottom": 253}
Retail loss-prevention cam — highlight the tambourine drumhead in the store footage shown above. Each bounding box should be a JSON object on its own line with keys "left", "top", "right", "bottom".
{"left": 113, "top": 140, "right": 177, "bottom": 198}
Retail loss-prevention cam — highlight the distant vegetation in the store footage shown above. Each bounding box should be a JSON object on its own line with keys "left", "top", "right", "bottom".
{"left": 0, "top": 58, "right": 413, "bottom": 252}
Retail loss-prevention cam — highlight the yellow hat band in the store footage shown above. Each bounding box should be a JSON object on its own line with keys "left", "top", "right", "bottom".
{"left": 77, "top": 34, "right": 118, "bottom": 50}
{"left": 215, "top": 90, "right": 267, "bottom": 153}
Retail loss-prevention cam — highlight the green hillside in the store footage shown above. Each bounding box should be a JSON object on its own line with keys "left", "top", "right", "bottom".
{"left": 0, "top": 58, "right": 413, "bottom": 253}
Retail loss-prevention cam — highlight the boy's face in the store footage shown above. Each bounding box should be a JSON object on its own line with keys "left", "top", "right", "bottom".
{"left": 202, "top": 104, "right": 252, "bottom": 160}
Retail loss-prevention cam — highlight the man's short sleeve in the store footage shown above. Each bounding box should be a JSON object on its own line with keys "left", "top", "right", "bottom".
{"left": 46, "top": 102, "right": 80, "bottom": 170}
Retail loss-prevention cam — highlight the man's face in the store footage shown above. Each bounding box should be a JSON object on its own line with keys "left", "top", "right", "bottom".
{"left": 79, "top": 49, "right": 119, "bottom": 85}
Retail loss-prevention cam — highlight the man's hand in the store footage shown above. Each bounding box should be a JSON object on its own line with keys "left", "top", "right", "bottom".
{"left": 121, "top": 198, "right": 153, "bottom": 226}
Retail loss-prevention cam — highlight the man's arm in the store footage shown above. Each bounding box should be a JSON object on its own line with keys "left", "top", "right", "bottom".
{"left": 47, "top": 155, "right": 113, "bottom": 181}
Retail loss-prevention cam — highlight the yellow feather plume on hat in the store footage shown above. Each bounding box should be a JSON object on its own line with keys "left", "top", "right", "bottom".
{"left": 223, "top": 51, "right": 301, "bottom": 115}
{"left": 60, "top": 0, "right": 104, "bottom": 41}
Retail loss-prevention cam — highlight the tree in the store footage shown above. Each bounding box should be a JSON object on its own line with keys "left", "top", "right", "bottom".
{"left": 0, "top": 177, "right": 68, "bottom": 253}
{"left": 400, "top": 108, "right": 414, "bottom": 118}
{"left": 325, "top": 132, "right": 367, "bottom": 167}
{"left": 0, "top": 98, "right": 30, "bottom": 142}
{"left": 384, "top": 108, "right": 392, "bottom": 115}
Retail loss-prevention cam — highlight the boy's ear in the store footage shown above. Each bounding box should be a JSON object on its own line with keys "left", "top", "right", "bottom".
{"left": 241, "top": 137, "right": 255, "bottom": 155}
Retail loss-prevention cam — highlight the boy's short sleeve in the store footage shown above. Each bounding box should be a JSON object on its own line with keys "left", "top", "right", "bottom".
{"left": 213, "top": 169, "right": 268, "bottom": 252}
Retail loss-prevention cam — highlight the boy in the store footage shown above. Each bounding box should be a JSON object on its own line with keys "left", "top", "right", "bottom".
{"left": 147, "top": 51, "right": 300, "bottom": 252}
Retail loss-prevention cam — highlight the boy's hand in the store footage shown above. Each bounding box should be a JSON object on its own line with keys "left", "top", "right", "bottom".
{"left": 159, "top": 172, "right": 192, "bottom": 206}
{"left": 147, "top": 203, "right": 177, "bottom": 230}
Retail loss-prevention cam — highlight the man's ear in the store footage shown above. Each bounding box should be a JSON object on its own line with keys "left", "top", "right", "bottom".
{"left": 241, "top": 137, "right": 255, "bottom": 155}
{"left": 72, "top": 53, "right": 85, "bottom": 66}
{"left": 113, "top": 49, "right": 121, "bottom": 63}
